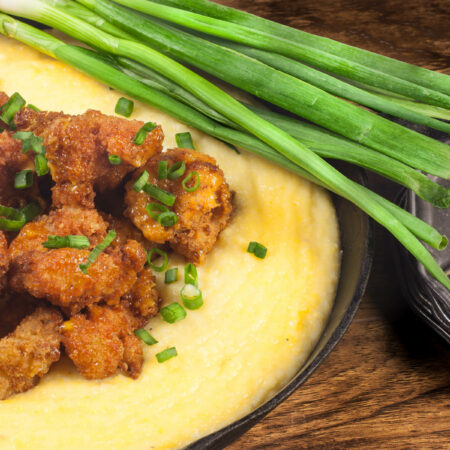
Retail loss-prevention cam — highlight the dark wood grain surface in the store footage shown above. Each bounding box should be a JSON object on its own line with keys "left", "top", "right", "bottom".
{"left": 219, "top": 0, "right": 450, "bottom": 448}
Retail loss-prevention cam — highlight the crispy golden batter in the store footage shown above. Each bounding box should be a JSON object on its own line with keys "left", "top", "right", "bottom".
{"left": 125, "top": 148, "right": 232, "bottom": 263}
{"left": 8, "top": 207, "right": 147, "bottom": 314}
{"left": 62, "top": 302, "right": 144, "bottom": 380}
{"left": 0, "top": 306, "right": 62, "bottom": 400}
{"left": 0, "top": 232, "right": 8, "bottom": 297}
{"left": 15, "top": 108, "right": 164, "bottom": 208}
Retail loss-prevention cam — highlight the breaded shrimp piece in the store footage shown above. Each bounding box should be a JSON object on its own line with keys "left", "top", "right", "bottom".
{"left": 15, "top": 108, "right": 164, "bottom": 208}
{"left": 62, "top": 302, "right": 144, "bottom": 380}
{"left": 8, "top": 207, "right": 147, "bottom": 314}
{"left": 125, "top": 148, "right": 232, "bottom": 263}
{"left": 0, "top": 232, "right": 8, "bottom": 297}
{"left": 0, "top": 306, "right": 62, "bottom": 400}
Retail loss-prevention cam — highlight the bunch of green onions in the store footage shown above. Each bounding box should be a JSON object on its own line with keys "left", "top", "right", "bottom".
{"left": 0, "top": 0, "right": 449, "bottom": 289}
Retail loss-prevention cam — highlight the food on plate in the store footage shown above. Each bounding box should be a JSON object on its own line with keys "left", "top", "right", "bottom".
{"left": 0, "top": 231, "right": 8, "bottom": 296}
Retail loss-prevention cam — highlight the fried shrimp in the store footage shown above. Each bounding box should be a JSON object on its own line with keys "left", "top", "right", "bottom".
{"left": 0, "top": 306, "right": 62, "bottom": 400}
{"left": 8, "top": 207, "right": 147, "bottom": 314}
{"left": 125, "top": 148, "right": 232, "bottom": 263}
{"left": 15, "top": 107, "right": 164, "bottom": 207}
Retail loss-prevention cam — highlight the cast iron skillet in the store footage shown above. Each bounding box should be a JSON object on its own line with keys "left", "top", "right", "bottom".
{"left": 188, "top": 165, "right": 373, "bottom": 449}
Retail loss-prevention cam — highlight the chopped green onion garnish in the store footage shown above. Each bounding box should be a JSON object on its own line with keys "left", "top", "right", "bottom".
{"left": 21, "top": 202, "right": 42, "bottom": 223}
{"left": 181, "top": 284, "right": 203, "bottom": 310}
{"left": 247, "top": 241, "right": 268, "bottom": 259}
{"left": 133, "top": 122, "right": 157, "bottom": 145}
{"left": 13, "top": 131, "right": 45, "bottom": 155}
{"left": 27, "top": 104, "right": 40, "bottom": 112}
{"left": 0, "top": 204, "right": 26, "bottom": 231}
{"left": 182, "top": 172, "right": 200, "bottom": 193}
{"left": 146, "top": 202, "right": 169, "bottom": 220}
{"left": 157, "top": 211, "right": 178, "bottom": 227}
{"left": 108, "top": 154, "right": 122, "bottom": 165}
{"left": 156, "top": 347, "right": 177, "bottom": 363}
{"left": 160, "top": 303, "right": 186, "bottom": 324}
{"left": 14, "top": 170, "right": 33, "bottom": 190}
{"left": 184, "top": 263, "right": 198, "bottom": 287}
{"left": 167, "top": 161, "right": 186, "bottom": 180}
{"left": 147, "top": 247, "right": 169, "bottom": 272}
{"left": 43, "top": 235, "right": 91, "bottom": 249}
{"left": 175, "top": 132, "right": 195, "bottom": 150}
{"left": 34, "top": 154, "right": 49, "bottom": 176}
{"left": 132, "top": 170, "right": 150, "bottom": 192}
{"left": 158, "top": 160, "right": 168, "bottom": 179}
{"left": 134, "top": 328, "right": 158, "bottom": 345}
{"left": 79, "top": 230, "right": 116, "bottom": 274}
{"left": 0, "top": 93, "right": 25, "bottom": 127}
{"left": 143, "top": 183, "right": 176, "bottom": 207}
{"left": 165, "top": 268, "right": 178, "bottom": 284}
{"left": 115, "top": 97, "right": 134, "bottom": 117}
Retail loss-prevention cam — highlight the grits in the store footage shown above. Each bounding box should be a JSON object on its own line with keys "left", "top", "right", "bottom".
{"left": 0, "top": 37, "right": 340, "bottom": 449}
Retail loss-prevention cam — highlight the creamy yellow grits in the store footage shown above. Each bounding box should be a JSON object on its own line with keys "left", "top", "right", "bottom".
{"left": 0, "top": 37, "right": 340, "bottom": 449}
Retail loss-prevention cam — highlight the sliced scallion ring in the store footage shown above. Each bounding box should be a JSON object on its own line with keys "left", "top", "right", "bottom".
{"left": 34, "top": 154, "right": 49, "bottom": 176}
{"left": 132, "top": 170, "right": 150, "bottom": 192}
{"left": 156, "top": 347, "right": 178, "bottom": 363}
{"left": 167, "top": 161, "right": 186, "bottom": 180}
{"left": 157, "top": 211, "right": 178, "bottom": 227}
{"left": 143, "top": 183, "right": 176, "bottom": 207}
{"left": 133, "top": 122, "right": 157, "bottom": 145}
{"left": 160, "top": 303, "right": 186, "bottom": 323}
{"left": 146, "top": 202, "right": 169, "bottom": 220}
{"left": 14, "top": 170, "right": 33, "bottom": 189}
{"left": 108, "top": 154, "right": 122, "bottom": 165}
{"left": 115, "top": 97, "right": 134, "bottom": 117}
{"left": 175, "top": 132, "right": 195, "bottom": 150}
{"left": 247, "top": 241, "right": 268, "bottom": 259}
{"left": 147, "top": 247, "right": 169, "bottom": 272}
{"left": 79, "top": 230, "right": 116, "bottom": 274}
{"left": 0, "top": 92, "right": 25, "bottom": 127}
{"left": 0, "top": 205, "right": 26, "bottom": 231}
{"left": 134, "top": 328, "right": 158, "bottom": 345}
{"left": 182, "top": 171, "right": 200, "bottom": 192}
{"left": 165, "top": 267, "right": 178, "bottom": 284}
{"left": 21, "top": 202, "right": 42, "bottom": 223}
{"left": 181, "top": 284, "right": 203, "bottom": 310}
{"left": 184, "top": 263, "right": 198, "bottom": 287}
{"left": 157, "top": 160, "right": 168, "bottom": 179}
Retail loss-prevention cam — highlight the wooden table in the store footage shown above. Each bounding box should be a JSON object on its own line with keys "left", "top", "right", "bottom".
{"left": 222, "top": 0, "right": 450, "bottom": 447}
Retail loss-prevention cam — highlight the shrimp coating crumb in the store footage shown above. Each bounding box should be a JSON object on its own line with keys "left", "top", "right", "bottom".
{"left": 125, "top": 148, "right": 232, "bottom": 263}
{"left": 0, "top": 232, "right": 8, "bottom": 297}
{"left": 8, "top": 207, "right": 147, "bottom": 314}
{"left": 0, "top": 306, "right": 62, "bottom": 400}
{"left": 15, "top": 107, "right": 164, "bottom": 208}
{"left": 62, "top": 303, "right": 144, "bottom": 380}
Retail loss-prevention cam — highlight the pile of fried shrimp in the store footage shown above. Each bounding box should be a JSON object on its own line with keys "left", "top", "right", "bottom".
{"left": 0, "top": 92, "right": 232, "bottom": 400}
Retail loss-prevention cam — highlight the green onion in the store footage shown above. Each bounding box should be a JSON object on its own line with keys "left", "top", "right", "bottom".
{"left": 184, "top": 263, "right": 198, "bottom": 287}
{"left": 157, "top": 211, "right": 178, "bottom": 227}
{"left": 26, "top": 103, "right": 40, "bottom": 112}
{"left": 0, "top": 92, "right": 25, "bottom": 127}
{"left": 147, "top": 247, "right": 169, "bottom": 272}
{"left": 158, "top": 160, "right": 168, "bottom": 179}
{"left": 167, "top": 161, "right": 186, "bottom": 180}
{"left": 165, "top": 267, "right": 178, "bottom": 284}
{"left": 175, "top": 131, "right": 195, "bottom": 149}
{"left": 181, "top": 283, "right": 203, "bottom": 310}
{"left": 143, "top": 183, "right": 177, "bottom": 207}
{"left": 160, "top": 302, "right": 186, "bottom": 323}
{"left": 13, "top": 131, "right": 45, "bottom": 154}
{"left": 146, "top": 202, "right": 169, "bottom": 219}
{"left": 79, "top": 230, "right": 116, "bottom": 274}
{"left": 43, "top": 234, "right": 91, "bottom": 249}
{"left": 14, "top": 170, "right": 33, "bottom": 189}
{"left": 247, "top": 241, "right": 267, "bottom": 259}
{"left": 156, "top": 346, "right": 177, "bottom": 363}
{"left": 133, "top": 121, "right": 157, "bottom": 145}
{"left": 115, "top": 96, "right": 134, "bottom": 117}
{"left": 21, "top": 201, "right": 42, "bottom": 222}
{"left": 134, "top": 328, "right": 158, "bottom": 345}
{"left": 0, "top": 204, "right": 26, "bottom": 231}
{"left": 108, "top": 154, "right": 122, "bottom": 165}
{"left": 182, "top": 171, "right": 200, "bottom": 192}
{"left": 34, "top": 154, "right": 49, "bottom": 176}
{"left": 133, "top": 170, "right": 150, "bottom": 192}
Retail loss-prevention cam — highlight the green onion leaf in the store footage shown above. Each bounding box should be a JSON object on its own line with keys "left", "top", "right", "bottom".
{"left": 164, "top": 267, "right": 178, "bottom": 284}
{"left": 146, "top": 202, "right": 169, "bottom": 220}
{"left": 14, "top": 170, "right": 33, "bottom": 189}
{"left": 158, "top": 160, "right": 168, "bottom": 179}
{"left": 160, "top": 302, "right": 186, "bottom": 323}
{"left": 175, "top": 132, "right": 195, "bottom": 150}
{"left": 181, "top": 284, "right": 203, "bottom": 310}
{"left": 13, "top": 131, "right": 45, "bottom": 155}
{"left": 21, "top": 202, "right": 42, "bottom": 223}
{"left": 147, "top": 247, "right": 169, "bottom": 272}
{"left": 157, "top": 211, "right": 178, "bottom": 227}
{"left": 43, "top": 235, "right": 90, "bottom": 249}
{"left": 156, "top": 347, "right": 177, "bottom": 363}
{"left": 0, "top": 204, "right": 26, "bottom": 231}
{"left": 115, "top": 97, "right": 134, "bottom": 117}
{"left": 108, "top": 154, "right": 122, "bottom": 165}
{"left": 0, "top": 92, "right": 25, "bottom": 127}
{"left": 132, "top": 170, "right": 150, "bottom": 192}
{"left": 167, "top": 161, "right": 186, "bottom": 180}
{"left": 247, "top": 241, "right": 268, "bottom": 259}
{"left": 79, "top": 230, "right": 116, "bottom": 274}
{"left": 182, "top": 172, "right": 200, "bottom": 192}
{"left": 27, "top": 104, "right": 40, "bottom": 112}
{"left": 34, "top": 154, "right": 49, "bottom": 176}
{"left": 67, "top": 235, "right": 91, "bottom": 249}
{"left": 143, "top": 183, "right": 176, "bottom": 207}
{"left": 134, "top": 328, "right": 158, "bottom": 345}
{"left": 133, "top": 122, "right": 157, "bottom": 145}
{"left": 184, "top": 263, "right": 198, "bottom": 287}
